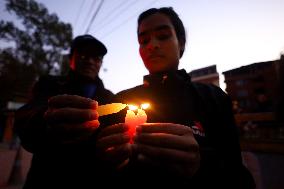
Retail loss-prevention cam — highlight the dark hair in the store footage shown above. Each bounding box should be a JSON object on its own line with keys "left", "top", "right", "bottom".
{"left": 137, "top": 7, "right": 186, "bottom": 57}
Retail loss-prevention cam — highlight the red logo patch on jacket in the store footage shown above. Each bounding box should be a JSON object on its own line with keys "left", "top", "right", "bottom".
{"left": 192, "top": 121, "right": 205, "bottom": 137}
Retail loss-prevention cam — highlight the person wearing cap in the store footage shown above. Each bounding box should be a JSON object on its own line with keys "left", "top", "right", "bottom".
{"left": 14, "top": 34, "right": 113, "bottom": 188}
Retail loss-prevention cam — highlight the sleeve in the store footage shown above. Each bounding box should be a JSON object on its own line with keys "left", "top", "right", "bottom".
{"left": 205, "top": 85, "right": 255, "bottom": 188}
{"left": 14, "top": 77, "right": 51, "bottom": 153}
{"left": 191, "top": 83, "right": 255, "bottom": 188}
{"left": 216, "top": 87, "right": 255, "bottom": 189}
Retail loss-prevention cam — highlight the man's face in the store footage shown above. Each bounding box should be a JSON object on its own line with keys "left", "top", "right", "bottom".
{"left": 138, "top": 13, "right": 182, "bottom": 74}
{"left": 70, "top": 48, "right": 103, "bottom": 80}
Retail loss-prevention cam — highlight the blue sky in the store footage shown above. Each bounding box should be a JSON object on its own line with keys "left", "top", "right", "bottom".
{"left": 1, "top": 0, "right": 284, "bottom": 93}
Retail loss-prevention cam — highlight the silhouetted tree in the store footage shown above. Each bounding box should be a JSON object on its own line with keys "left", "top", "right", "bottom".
{"left": 0, "top": 0, "right": 72, "bottom": 109}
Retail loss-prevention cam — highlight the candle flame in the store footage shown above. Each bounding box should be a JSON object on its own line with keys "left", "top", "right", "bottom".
{"left": 141, "top": 103, "right": 150, "bottom": 110}
{"left": 128, "top": 105, "right": 138, "bottom": 111}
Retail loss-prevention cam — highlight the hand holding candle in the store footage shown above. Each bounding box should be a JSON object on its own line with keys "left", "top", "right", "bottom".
{"left": 125, "top": 103, "right": 149, "bottom": 143}
{"left": 96, "top": 102, "right": 149, "bottom": 144}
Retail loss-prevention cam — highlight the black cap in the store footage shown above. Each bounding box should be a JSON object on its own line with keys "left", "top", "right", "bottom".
{"left": 70, "top": 34, "right": 107, "bottom": 57}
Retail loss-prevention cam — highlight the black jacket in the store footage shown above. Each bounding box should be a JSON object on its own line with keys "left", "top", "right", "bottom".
{"left": 98, "top": 69, "right": 255, "bottom": 188}
{"left": 14, "top": 71, "right": 113, "bottom": 188}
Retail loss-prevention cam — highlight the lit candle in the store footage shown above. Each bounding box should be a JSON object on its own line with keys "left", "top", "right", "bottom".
{"left": 97, "top": 103, "right": 127, "bottom": 116}
{"left": 97, "top": 102, "right": 149, "bottom": 144}
{"left": 125, "top": 103, "right": 149, "bottom": 143}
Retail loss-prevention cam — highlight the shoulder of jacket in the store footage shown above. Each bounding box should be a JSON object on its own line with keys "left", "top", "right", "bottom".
{"left": 36, "top": 75, "right": 68, "bottom": 87}
{"left": 190, "top": 82, "right": 231, "bottom": 109}
{"left": 191, "top": 82, "right": 227, "bottom": 97}
{"left": 38, "top": 75, "right": 66, "bottom": 83}
{"left": 93, "top": 77, "right": 114, "bottom": 99}
{"left": 116, "top": 85, "right": 144, "bottom": 96}
{"left": 100, "top": 88, "right": 114, "bottom": 100}
{"left": 114, "top": 85, "right": 144, "bottom": 102}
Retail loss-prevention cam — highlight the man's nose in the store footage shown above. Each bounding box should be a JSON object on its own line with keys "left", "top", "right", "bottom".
{"left": 89, "top": 56, "right": 103, "bottom": 65}
{"left": 147, "top": 37, "right": 160, "bottom": 50}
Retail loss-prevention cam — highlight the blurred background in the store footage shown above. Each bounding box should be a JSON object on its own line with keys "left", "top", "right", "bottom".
{"left": 0, "top": 0, "right": 284, "bottom": 188}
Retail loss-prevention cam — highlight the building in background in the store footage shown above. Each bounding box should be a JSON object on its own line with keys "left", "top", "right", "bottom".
{"left": 275, "top": 54, "right": 284, "bottom": 123}
{"left": 189, "top": 65, "right": 220, "bottom": 87}
{"left": 223, "top": 60, "right": 281, "bottom": 113}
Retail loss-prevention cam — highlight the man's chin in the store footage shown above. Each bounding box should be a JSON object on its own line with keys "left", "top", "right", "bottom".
{"left": 77, "top": 72, "right": 98, "bottom": 81}
{"left": 84, "top": 74, "right": 97, "bottom": 80}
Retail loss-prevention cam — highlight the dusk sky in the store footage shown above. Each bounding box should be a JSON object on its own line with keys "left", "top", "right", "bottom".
{"left": 1, "top": 0, "right": 284, "bottom": 93}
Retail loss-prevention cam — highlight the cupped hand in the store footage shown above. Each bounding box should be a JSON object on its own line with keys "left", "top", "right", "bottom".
{"left": 44, "top": 94, "right": 99, "bottom": 143}
{"left": 133, "top": 123, "right": 200, "bottom": 178}
{"left": 96, "top": 123, "right": 131, "bottom": 169}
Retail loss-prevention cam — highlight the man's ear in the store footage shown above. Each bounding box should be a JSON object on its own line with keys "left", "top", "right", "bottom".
{"left": 179, "top": 42, "right": 185, "bottom": 58}
{"left": 69, "top": 52, "right": 76, "bottom": 70}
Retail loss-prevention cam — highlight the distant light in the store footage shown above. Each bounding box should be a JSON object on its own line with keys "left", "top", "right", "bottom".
{"left": 7, "top": 101, "right": 25, "bottom": 110}
{"left": 141, "top": 103, "right": 150, "bottom": 110}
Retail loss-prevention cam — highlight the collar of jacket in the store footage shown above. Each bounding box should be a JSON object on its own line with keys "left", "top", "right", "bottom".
{"left": 67, "top": 70, "right": 105, "bottom": 88}
{"left": 143, "top": 69, "right": 191, "bottom": 88}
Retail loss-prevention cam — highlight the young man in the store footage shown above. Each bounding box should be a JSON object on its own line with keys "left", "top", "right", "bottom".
{"left": 96, "top": 7, "right": 255, "bottom": 188}
{"left": 14, "top": 34, "right": 113, "bottom": 188}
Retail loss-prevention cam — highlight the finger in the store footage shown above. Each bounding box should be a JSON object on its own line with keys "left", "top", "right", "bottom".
{"left": 103, "top": 144, "right": 131, "bottom": 162}
{"left": 98, "top": 123, "right": 128, "bottom": 139}
{"left": 136, "top": 153, "right": 159, "bottom": 167}
{"left": 45, "top": 108, "right": 98, "bottom": 123}
{"left": 134, "top": 133, "right": 199, "bottom": 152}
{"left": 116, "top": 158, "right": 130, "bottom": 170}
{"left": 84, "top": 120, "right": 100, "bottom": 129}
{"left": 48, "top": 94, "right": 98, "bottom": 109}
{"left": 98, "top": 144, "right": 131, "bottom": 170}
{"left": 133, "top": 143, "right": 199, "bottom": 164}
{"left": 96, "top": 133, "right": 130, "bottom": 150}
{"left": 136, "top": 123, "right": 193, "bottom": 136}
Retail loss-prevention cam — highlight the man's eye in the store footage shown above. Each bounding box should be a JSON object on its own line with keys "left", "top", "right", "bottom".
{"left": 157, "top": 33, "right": 171, "bottom": 40}
{"left": 80, "top": 55, "right": 86, "bottom": 60}
{"left": 138, "top": 37, "right": 149, "bottom": 45}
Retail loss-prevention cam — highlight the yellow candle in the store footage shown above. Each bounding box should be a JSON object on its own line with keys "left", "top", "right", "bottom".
{"left": 97, "top": 103, "right": 127, "bottom": 116}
